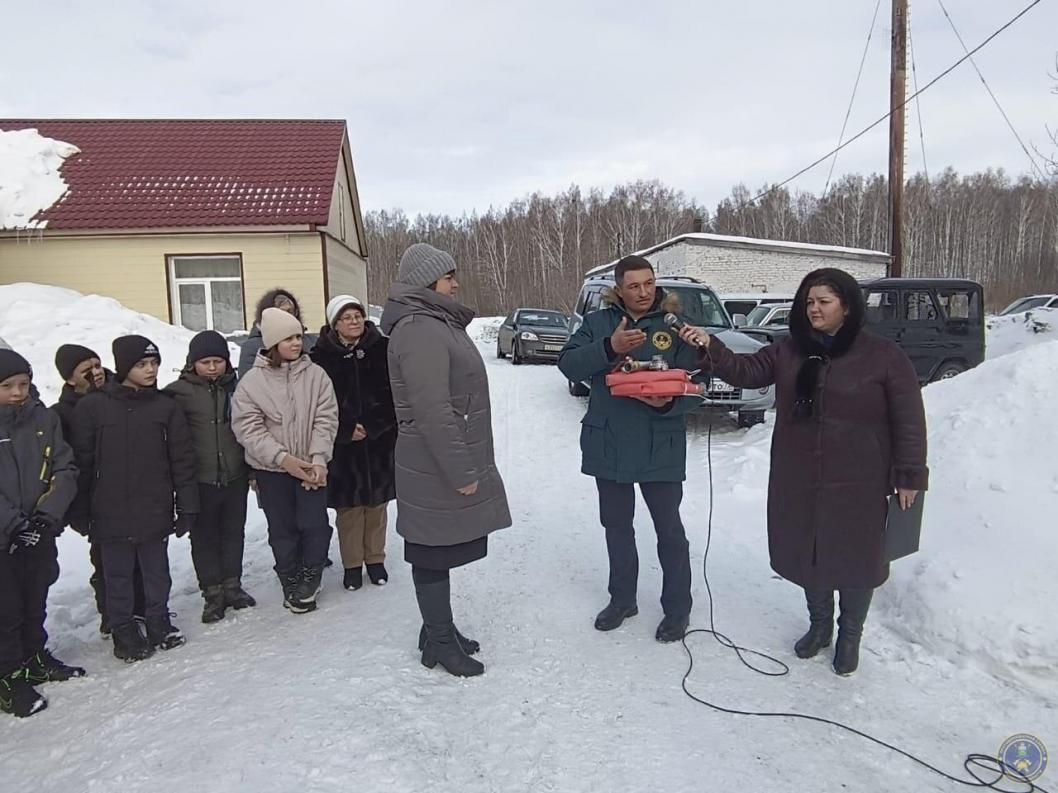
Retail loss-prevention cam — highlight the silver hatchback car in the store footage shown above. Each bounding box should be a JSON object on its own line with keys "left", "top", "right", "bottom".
{"left": 566, "top": 275, "right": 775, "bottom": 427}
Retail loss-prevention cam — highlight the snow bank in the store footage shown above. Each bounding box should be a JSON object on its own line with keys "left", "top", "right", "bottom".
{"left": 0, "top": 283, "right": 238, "bottom": 404}
{"left": 878, "top": 338, "right": 1058, "bottom": 693}
{"left": 0, "top": 128, "right": 79, "bottom": 229}
{"left": 985, "top": 308, "right": 1057, "bottom": 359}
{"left": 468, "top": 315, "right": 503, "bottom": 344}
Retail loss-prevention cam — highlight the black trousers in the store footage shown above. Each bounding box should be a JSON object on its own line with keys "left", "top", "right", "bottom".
{"left": 0, "top": 536, "right": 59, "bottom": 677}
{"left": 89, "top": 541, "right": 144, "bottom": 619}
{"left": 190, "top": 478, "right": 249, "bottom": 589}
{"left": 256, "top": 470, "right": 332, "bottom": 574}
{"left": 596, "top": 479, "right": 692, "bottom": 619}
{"left": 100, "top": 539, "right": 172, "bottom": 628}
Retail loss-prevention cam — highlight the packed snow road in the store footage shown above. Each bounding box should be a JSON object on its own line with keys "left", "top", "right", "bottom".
{"left": 2, "top": 330, "right": 1053, "bottom": 793}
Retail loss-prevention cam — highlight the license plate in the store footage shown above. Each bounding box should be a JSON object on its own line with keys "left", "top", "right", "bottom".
{"left": 709, "top": 379, "right": 736, "bottom": 393}
{"left": 543, "top": 344, "right": 563, "bottom": 352}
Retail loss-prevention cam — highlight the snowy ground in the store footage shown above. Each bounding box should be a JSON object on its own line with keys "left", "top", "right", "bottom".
{"left": 1, "top": 284, "right": 1055, "bottom": 793}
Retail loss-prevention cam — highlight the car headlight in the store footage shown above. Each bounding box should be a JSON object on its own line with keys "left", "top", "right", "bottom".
{"left": 520, "top": 331, "right": 539, "bottom": 341}
{"left": 758, "top": 387, "right": 770, "bottom": 395}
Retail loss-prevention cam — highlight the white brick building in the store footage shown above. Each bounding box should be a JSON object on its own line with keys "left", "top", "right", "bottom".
{"left": 588, "top": 233, "right": 890, "bottom": 296}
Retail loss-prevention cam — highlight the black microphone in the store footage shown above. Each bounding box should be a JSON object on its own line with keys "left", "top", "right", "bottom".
{"left": 664, "top": 313, "right": 705, "bottom": 347}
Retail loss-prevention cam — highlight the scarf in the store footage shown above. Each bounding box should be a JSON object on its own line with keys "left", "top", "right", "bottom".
{"left": 791, "top": 321, "right": 860, "bottom": 420}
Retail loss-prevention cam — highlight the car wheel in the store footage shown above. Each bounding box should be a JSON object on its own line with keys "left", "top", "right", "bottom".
{"left": 932, "top": 361, "right": 966, "bottom": 382}
{"left": 512, "top": 342, "right": 523, "bottom": 365}
{"left": 568, "top": 379, "right": 589, "bottom": 397}
{"left": 496, "top": 340, "right": 506, "bottom": 359}
{"left": 737, "top": 410, "right": 765, "bottom": 429}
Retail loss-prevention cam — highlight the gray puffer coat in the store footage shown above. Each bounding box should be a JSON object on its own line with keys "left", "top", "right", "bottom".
{"left": 380, "top": 283, "right": 511, "bottom": 547}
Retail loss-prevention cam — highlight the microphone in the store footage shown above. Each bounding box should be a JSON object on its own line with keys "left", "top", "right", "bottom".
{"left": 664, "top": 313, "right": 705, "bottom": 347}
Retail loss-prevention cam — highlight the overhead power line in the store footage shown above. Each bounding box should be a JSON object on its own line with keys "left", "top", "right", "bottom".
{"left": 935, "top": 0, "right": 1047, "bottom": 180}
{"left": 734, "top": 0, "right": 1045, "bottom": 211}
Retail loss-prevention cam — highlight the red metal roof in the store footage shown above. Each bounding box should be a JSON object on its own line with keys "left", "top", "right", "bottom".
{"left": 0, "top": 119, "right": 346, "bottom": 230}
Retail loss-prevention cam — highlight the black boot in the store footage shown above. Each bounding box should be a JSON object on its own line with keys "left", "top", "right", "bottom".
{"left": 594, "top": 601, "right": 638, "bottom": 631}
{"left": 201, "top": 585, "right": 227, "bottom": 624}
{"left": 366, "top": 563, "right": 389, "bottom": 586}
{"left": 833, "top": 588, "right": 874, "bottom": 676}
{"left": 24, "top": 649, "right": 86, "bottom": 684}
{"left": 222, "top": 578, "right": 256, "bottom": 610}
{"left": 146, "top": 615, "right": 186, "bottom": 651}
{"left": 277, "top": 568, "right": 300, "bottom": 610}
{"left": 0, "top": 670, "right": 47, "bottom": 718}
{"left": 655, "top": 613, "right": 690, "bottom": 643}
{"left": 112, "top": 622, "right": 154, "bottom": 662}
{"left": 289, "top": 565, "right": 323, "bottom": 614}
{"left": 794, "top": 589, "right": 835, "bottom": 659}
{"left": 343, "top": 567, "right": 363, "bottom": 591}
{"left": 414, "top": 574, "right": 484, "bottom": 677}
{"left": 418, "top": 624, "right": 480, "bottom": 656}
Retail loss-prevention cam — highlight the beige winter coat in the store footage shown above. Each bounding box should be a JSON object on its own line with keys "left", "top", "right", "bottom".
{"left": 231, "top": 353, "right": 339, "bottom": 472}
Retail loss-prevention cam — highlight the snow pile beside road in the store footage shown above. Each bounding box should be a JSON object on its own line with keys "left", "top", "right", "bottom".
{"left": 468, "top": 316, "right": 504, "bottom": 344}
{"left": 985, "top": 308, "right": 1057, "bottom": 359}
{"left": 879, "top": 338, "right": 1058, "bottom": 693}
{"left": 0, "top": 128, "right": 79, "bottom": 229}
{"left": 0, "top": 283, "right": 239, "bottom": 404}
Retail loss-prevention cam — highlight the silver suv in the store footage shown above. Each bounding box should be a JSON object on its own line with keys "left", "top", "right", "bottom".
{"left": 567, "top": 275, "right": 775, "bottom": 427}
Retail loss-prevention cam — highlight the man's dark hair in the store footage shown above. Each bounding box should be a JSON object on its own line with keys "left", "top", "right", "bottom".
{"left": 613, "top": 255, "right": 654, "bottom": 286}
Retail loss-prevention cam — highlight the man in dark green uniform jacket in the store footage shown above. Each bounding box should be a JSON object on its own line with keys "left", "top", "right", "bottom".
{"left": 559, "top": 256, "right": 702, "bottom": 642}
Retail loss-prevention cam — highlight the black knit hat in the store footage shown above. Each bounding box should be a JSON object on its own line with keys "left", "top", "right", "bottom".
{"left": 186, "top": 330, "right": 231, "bottom": 367}
{"left": 112, "top": 335, "right": 161, "bottom": 383}
{"left": 0, "top": 349, "right": 32, "bottom": 384}
{"left": 55, "top": 344, "right": 100, "bottom": 382}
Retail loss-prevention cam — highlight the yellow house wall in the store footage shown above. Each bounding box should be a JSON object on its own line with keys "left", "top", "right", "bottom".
{"left": 0, "top": 232, "right": 329, "bottom": 330}
{"left": 324, "top": 235, "right": 368, "bottom": 310}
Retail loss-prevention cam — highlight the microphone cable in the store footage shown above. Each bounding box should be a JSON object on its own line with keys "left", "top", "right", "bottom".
{"left": 678, "top": 338, "right": 1049, "bottom": 793}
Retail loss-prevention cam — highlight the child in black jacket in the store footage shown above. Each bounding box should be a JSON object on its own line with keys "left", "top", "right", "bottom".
{"left": 52, "top": 344, "right": 145, "bottom": 635}
{"left": 0, "top": 350, "right": 81, "bottom": 718}
{"left": 70, "top": 336, "right": 199, "bottom": 662}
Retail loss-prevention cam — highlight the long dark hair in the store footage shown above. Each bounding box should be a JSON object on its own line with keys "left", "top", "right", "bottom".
{"left": 789, "top": 268, "right": 865, "bottom": 419}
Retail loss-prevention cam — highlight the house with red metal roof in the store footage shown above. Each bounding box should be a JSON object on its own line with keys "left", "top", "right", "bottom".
{"left": 0, "top": 119, "right": 368, "bottom": 333}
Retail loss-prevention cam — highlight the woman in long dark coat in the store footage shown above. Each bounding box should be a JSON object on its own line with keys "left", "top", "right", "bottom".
{"left": 380, "top": 243, "right": 512, "bottom": 678}
{"left": 310, "top": 296, "right": 397, "bottom": 592}
{"left": 681, "top": 268, "right": 928, "bottom": 675}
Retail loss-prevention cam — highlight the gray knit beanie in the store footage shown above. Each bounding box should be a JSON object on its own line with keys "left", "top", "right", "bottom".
{"left": 397, "top": 243, "right": 457, "bottom": 288}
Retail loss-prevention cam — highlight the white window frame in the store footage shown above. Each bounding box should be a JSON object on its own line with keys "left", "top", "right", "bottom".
{"left": 168, "top": 254, "right": 245, "bottom": 332}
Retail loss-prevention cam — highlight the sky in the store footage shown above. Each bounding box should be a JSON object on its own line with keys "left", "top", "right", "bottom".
{"left": 1, "top": 0, "right": 1055, "bottom": 218}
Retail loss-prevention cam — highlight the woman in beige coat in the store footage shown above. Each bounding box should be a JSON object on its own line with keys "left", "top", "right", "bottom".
{"left": 232, "top": 308, "right": 338, "bottom": 614}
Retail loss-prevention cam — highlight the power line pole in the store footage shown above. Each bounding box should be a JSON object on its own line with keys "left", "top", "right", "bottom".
{"left": 888, "top": 0, "right": 908, "bottom": 277}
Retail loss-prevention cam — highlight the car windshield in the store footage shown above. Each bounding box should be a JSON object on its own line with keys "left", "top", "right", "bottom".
{"left": 518, "top": 311, "right": 567, "bottom": 327}
{"left": 666, "top": 286, "right": 731, "bottom": 329}
{"left": 1005, "top": 297, "right": 1049, "bottom": 314}
{"left": 745, "top": 306, "right": 773, "bottom": 326}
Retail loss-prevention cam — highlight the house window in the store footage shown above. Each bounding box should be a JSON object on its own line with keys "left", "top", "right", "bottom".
{"left": 168, "top": 255, "right": 245, "bottom": 333}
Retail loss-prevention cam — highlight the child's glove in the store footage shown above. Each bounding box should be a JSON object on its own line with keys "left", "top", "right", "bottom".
{"left": 173, "top": 513, "right": 197, "bottom": 538}
{"left": 29, "top": 512, "right": 62, "bottom": 538}
{"left": 8, "top": 520, "right": 42, "bottom": 555}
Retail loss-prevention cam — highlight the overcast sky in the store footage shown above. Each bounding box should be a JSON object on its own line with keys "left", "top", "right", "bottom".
{"left": 2, "top": 0, "right": 1055, "bottom": 217}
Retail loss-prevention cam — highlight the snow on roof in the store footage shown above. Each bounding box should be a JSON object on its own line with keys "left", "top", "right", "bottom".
{"left": 0, "top": 128, "right": 79, "bottom": 230}
{"left": 586, "top": 232, "right": 890, "bottom": 275}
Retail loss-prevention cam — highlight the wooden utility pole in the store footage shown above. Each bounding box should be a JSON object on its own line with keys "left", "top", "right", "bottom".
{"left": 888, "top": 0, "right": 908, "bottom": 277}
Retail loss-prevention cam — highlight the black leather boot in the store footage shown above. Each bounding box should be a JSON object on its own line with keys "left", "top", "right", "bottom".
{"left": 418, "top": 624, "right": 480, "bottom": 656}
{"left": 414, "top": 575, "right": 484, "bottom": 677}
{"left": 594, "top": 602, "right": 639, "bottom": 631}
{"left": 833, "top": 588, "right": 874, "bottom": 676}
{"left": 794, "top": 588, "right": 834, "bottom": 659}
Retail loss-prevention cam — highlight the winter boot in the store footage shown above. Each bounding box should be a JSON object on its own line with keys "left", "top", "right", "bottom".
{"left": 112, "top": 622, "right": 154, "bottom": 663}
{"left": 655, "top": 613, "right": 690, "bottom": 643}
{"left": 277, "top": 569, "right": 300, "bottom": 610}
{"left": 795, "top": 589, "right": 835, "bottom": 659}
{"left": 343, "top": 567, "right": 363, "bottom": 591}
{"left": 833, "top": 588, "right": 874, "bottom": 676}
{"left": 594, "top": 601, "right": 639, "bottom": 632}
{"left": 0, "top": 669, "right": 47, "bottom": 718}
{"left": 366, "top": 563, "right": 389, "bottom": 586}
{"left": 99, "top": 614, "right": 111, "bottom": 637}
{"left": 146, "top": 615, "right": 187, "bottom": 651}
{"left": 24, "top": 649, "right": 87, "bottom": 684}
{"left": 415, "top": 576, "right": 484, "bottom": 677}
{"left": 418, "top": 624, "right": 480, "bottom": 656}
{"left": 222, "top": 578, "right": 256, "bottom": 610}
{"left": 201, "top": 585, "right": 227, "bottom": 624}
{"left": 288, "top": 566, "right": 323, "bottom": 614}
